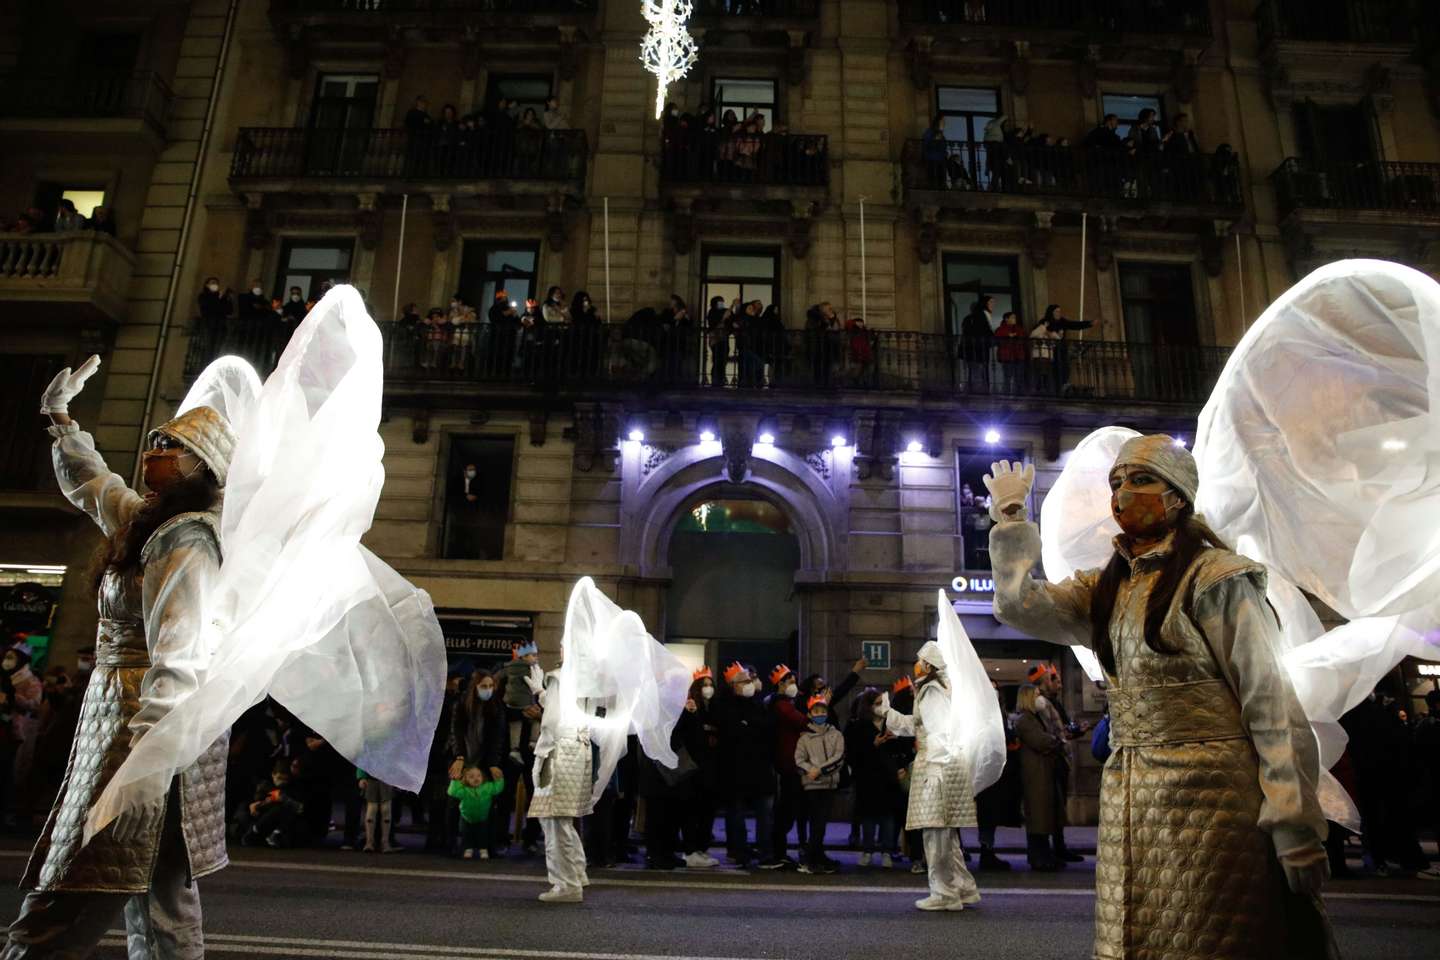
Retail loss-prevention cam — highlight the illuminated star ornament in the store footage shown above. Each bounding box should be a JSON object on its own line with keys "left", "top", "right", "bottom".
{"left": 640, "top": 0, "right": 699, "bottom": 119}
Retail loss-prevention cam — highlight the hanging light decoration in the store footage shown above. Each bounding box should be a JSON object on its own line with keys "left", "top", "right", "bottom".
{"left": 639, "top": 0, "right": 699, "bottom": 119}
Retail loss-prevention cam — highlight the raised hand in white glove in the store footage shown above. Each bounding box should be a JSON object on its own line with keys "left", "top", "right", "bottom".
{"left": 1280, "top": 850, "right": 1329, "bottom": 895}
{"left": 110, "top": 797, "right": 165, "bottom": 845}
{"left": 523, "top": 663, "right": 545, "bottom": 696}
{"left": 982, "top": 460, "right": 1034, "bottom": 523}
{"left": 40, "top": 354, "right": 102, "bottom": 416}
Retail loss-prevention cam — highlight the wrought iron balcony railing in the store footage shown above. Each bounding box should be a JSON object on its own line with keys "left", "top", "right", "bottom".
{"left": 0, "top": 70, "right": 172, "bottom": 128}
{"left": 185, "top": 319, "right": 1229, "bottom": 408}
{"left": 1257, "top": 0, "right": 1418, "bottom": 44}
{"left": 231, "top": 126, "right": 588, "bottom": 183}
{"left": 660, "top": 133, "right": 829, "bottom": 188}
{"left": 273, "top": 0, "right": 597, "bottom": 15}
{"left": 1272, "top": 158, "right": 1440, "bottom": 217}
{"left": 901, "top": 140, "right": 1243, "bottom": 208}
{"left": 898, "top": 0, "right": 1211, "bottom": 35}
{"left": 692, "top": 0, "right": 819, "bottom": 17}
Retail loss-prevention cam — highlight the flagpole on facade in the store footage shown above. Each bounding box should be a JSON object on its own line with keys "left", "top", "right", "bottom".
{"left": 859, "top": 197, "right": 868, "bottom": 321}
{"left": 1235, "top": 231, "right": 1247, "bottom": 332}
{"left": 391, "top": 193, "right": 408, "bottom": 321}
{"left": 1078, "top": 211, "right": 1087, "bottom": 339}
{"left": 604, "top": 197, "right": 612, "bottom": 323}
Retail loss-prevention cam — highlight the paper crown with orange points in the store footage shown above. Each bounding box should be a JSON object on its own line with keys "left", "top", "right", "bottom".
{"left": 722, "top": 662, "right": 748, "bottom": 684}
{"left": 692, "top": 666, "right": 713, "bottom": 682}
{"left": 891, "top": 675, "right": 913, "bottom": 695}
{"left": 769, "top": 664, "right": 795, "bottom": 686}
{"left": 1026, "top": 663, "right": 1057, "bottom": 684}
{"left": 806, "top": 694, "right": 829, "bottom": 711}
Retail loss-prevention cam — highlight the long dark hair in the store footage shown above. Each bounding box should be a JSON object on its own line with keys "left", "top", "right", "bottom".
{"left": 460, "top": 670, "right": 502, "bottom": 723}
{"left": 94, "top": 467, "right": 221, "bottom": 590}
{"left": 1088, "top": 506, "right": 1230, "bottom": 677}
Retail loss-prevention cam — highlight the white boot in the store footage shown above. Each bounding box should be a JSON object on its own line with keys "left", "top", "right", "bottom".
{"left": 915, "top": 894, "right": 964, "bottom": 911}
{"left": 538, "top": 884, "right": 583, "bottom": 903}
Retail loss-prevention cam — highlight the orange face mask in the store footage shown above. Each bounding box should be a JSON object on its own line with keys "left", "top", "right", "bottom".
{"left": 1110, "top": 488, "right": 1179, "bottom": 539}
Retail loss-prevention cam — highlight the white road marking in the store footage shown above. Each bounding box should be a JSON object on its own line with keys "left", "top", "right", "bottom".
{"left": 98, "top": 932, "right": 766, "bottom": 960}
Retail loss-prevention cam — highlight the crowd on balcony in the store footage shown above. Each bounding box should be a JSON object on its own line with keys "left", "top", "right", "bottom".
{"left": 659, "top": 102, "right": 828, "bottom": 186}
{"left": 395, "top": 93, "right": 579, "bottom": 180}
{"left": 6, "top": 636, "right": 1436, "bottom": 879}
{"left": 916, "top": 110, "right": 1240, "bottom": 204}
{"left": 0, "top": 200, "right": 116, "bottom": 236}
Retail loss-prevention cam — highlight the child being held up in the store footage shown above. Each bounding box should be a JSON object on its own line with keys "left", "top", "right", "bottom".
{"left": 448, "top": 764, "right": 506, "bottom": 859}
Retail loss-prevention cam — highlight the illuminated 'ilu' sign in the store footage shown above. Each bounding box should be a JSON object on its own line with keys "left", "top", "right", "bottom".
{"left": 639, "top": 0, "right": 699, "bottom": 119}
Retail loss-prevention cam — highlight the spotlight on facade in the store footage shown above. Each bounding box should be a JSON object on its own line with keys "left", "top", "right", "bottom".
{"left": 628, "top": 428, "right": 645, "bottom": 443}
{"left": 757, "top": 432, "right": 775, "bottom": 445}
{"left": 906, "top": 439, "right": 923, "bottom": 454}
{"left": 1173, "top": 436, "right": 1187, "bottom": 448}
{"left": 831, "top": 434, "right": 847, "bottom": 448}
{"left": 700, "top": 429, "right": 715, "bottom": 443}
{"left": 983, "top": 428, "right": 1001, "bottom": 445}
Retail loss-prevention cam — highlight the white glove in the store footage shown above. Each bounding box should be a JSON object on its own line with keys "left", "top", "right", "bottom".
{"left": 1284, "top": 857, "right": 1324, "bottom": 903}
{"left": 523, "top": 663, "right": 545, "bottom": 696}
{"left": 39, "top": 354, "right": 102, "bottom": 415}
{"left": 110, "top": 797, "right": 165, "bottom": 845}
{"left": 982, "top": 460, "right": 1034, "bottom": 523}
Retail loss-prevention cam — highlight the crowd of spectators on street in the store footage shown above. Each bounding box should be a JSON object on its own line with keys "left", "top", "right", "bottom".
{"left": 2, "top": 633, "right": 1437, "bottom": 879}
{"left": 916, "top": 110, "right": 1240, "bottom": 204}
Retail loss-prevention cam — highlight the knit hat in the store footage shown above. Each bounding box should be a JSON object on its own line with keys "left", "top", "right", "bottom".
{"left": 1111, "top": 434, "right": 1199, "bottom": 505}
{"left": 692, "top": 666, "right": 713, "bottom": 682}
{"left": 769, "top": 664, "right": 794, "bottom": 686}
{"left": 723, "top": 662, "right": 748, "bottom": 684}
{"left": 916, "top": 641, "right": 946, "bottom": 670}
{"left": 147, "top": 405, "right": 237, "bottom": 487}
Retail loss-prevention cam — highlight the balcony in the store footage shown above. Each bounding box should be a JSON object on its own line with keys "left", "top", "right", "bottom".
{"left": 898, "top": 0, "right": 1211, "bottom": 37}
{"left": 692, "top": 0, "right": 819, "bottom": 26}
{"left": 1257, "top": 0, "right": 1418, "bottom": 45}
{"left": 231, "top": 126, "right": 588, "bottom": 197}
{"left": 0, "top": 70, "right": 171, "bottom": 149}
{"left": 660, "top": 132, "right": 829, "bottom": 201}
{"left": 0, "top": 232, "right": 136, "bottom": 327}
{"left": 901, "top": 141, "right": 1243, "bottom": 219}
{"left": 1273, "top": 159, "right": 1440, "bottom": 218}
{"left": 185, "top": 321, "right": 1229, "bottom": 411}
{"left": 269, "top": 0, "right": 598, "bottom": 31}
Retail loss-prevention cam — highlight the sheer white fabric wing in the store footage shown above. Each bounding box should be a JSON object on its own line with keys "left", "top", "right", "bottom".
{"left": 551, "top": 577, "right": 690, "bottom": 810}
{"left": 1195, "top": 259, "right": 1440, "bottom": 738}
{"left": 86, "top": 286, "right": 447, "bottom": 841}
{"left": 936, "top": 590, "right": 1007, "bottom": 794}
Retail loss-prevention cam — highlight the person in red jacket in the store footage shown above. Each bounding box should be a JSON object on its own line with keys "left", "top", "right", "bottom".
{"left": 766, "top": 664, "right": 810, "bottom": 868}
{"left": 993, "top": 311, "right": 1027, "bottom": 395}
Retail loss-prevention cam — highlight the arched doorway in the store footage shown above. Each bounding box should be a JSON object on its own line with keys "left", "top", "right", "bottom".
{"left": 664, "top": 490, "right": 800, "bottom": 679}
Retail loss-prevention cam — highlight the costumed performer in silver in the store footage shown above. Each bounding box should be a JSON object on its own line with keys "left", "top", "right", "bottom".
{"left": 984, "top": 441, "right": 1335, "bottom": 959}
{"left": 877, "top": 593, "right": 1005, "bottom": 911}
{"left": 528, "top": 577, "right": 690, "bottom": 903}
{"left": 5, "top": 355, "right": 231, "bottom": 959}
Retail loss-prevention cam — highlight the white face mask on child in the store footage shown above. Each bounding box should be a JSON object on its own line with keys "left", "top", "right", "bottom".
{"left": 477, "top": 688, "right": 493, "bottom": 702}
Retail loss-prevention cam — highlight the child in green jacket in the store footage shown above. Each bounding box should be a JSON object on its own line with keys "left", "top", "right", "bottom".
{"left": 448, "top": 765, "right": 506, "bottom": 859}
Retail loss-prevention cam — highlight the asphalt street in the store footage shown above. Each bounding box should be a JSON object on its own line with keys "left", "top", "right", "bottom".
{"left": 0, "top": 834, "right": 1437, "bottom": 960}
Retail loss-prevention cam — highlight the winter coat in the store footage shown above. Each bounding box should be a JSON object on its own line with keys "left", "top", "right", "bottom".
{"left": 714, "top": 693, "right": 776, "bottom": 797}
{"left": 845, "top": 716, "right": 908, "bottom": 816}
{"left": 794, "top": 723, "right": 845, "bottom": 791}
{"left": 1015, "top": 709, "right": 1062, "bottom": 835}
{"left": 448, "top": 776, "right": 505, "bottom": 824}
{"left": 994, "top": 321, "right": 1026, "bottom": 363}
{"left": 768, "top": 694, "right": 810, "bottom": 776}
{"left": 959, "top": 308, "right": 994, "bottom": 361}
{"left": 24, "top": 425, "right": 228, "bottom": 893}
{"left": 449, "top": 697, "right": 505, "bottom": 769}
{"left": 639, "top": 709, "right": 701, "bottom": 801}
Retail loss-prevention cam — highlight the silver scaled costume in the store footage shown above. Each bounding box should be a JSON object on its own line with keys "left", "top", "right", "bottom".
{"left": 7, "top": 412, "right": 232, "bottom": 960}
{"left": 989, "top": 436, "right": 1334, "bottom": 960}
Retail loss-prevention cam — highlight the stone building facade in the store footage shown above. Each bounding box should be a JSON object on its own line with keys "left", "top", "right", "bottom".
{"left": 4, "top": 0, "right": 1439, "bottom": 821}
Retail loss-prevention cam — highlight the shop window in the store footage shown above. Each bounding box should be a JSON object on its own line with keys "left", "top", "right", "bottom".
{"left": 458, "top": 242, "right": 540, "bottom": 313}
{"left": 275, "top": 239, "right": 354, "bottom": 301}
{"left": 442, "top": 436, "right": 515, "bottom": 561}
{"left": 484, "top": 75, "right": 554, "bottom": 121}
{"left": 942, "top": 254, "right": 1020, "bottom": 338}
{"left": 1100, "top": 93, "right": 1164, "bottom": 141}
{"left": 712, "top": 78, "right": 777, "bottom": 130}
{"left": 956, "top": 446, "right": 1024, "bottom": 572}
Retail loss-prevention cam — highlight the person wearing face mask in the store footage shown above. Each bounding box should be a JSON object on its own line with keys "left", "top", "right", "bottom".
{"left": 766, "top": 664, "right": 809, "bottom": 868}
{"left": 446, "top": 671, "right": 507, "bottom": 856}
{"left": 197, "top": 275, "right": 234, "bottom": 354}
{"left": 714, "top": 662, "right": 780, "bottom": 868}
{"left": 846, "top": 687, "right": 908, "bottom": 868}
{"left": 677, "top": 667, "right": 721, "bottom": 867}
{"left": 875, "top": 643, "right": 982, "bottom": 910}
{"left": 3, "top": 641, "right": 43, "bottom": 822}
{"left": 986, "top": 439, "right": 1337, "bottom": 959}
{"left": 794, "top": 695, "right": 845, "bottom": 874}
{"left": 6, "top": 355, "right": 234, "bottom": 957}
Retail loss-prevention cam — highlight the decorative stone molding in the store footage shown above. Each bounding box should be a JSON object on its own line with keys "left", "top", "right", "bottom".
{"left": 787, "top": 30, "right": 809, "bottom": 87}
{"left": 412, "top": 409, "right": 430, "bottom": 445}
{"left": 1026, "top": 211, "right": 1054, "bottom": 268}
{"left": 1010, "top": 41, "right": 1032, "bottom": 96}
{"left": 431, "top": 193, "right": 454, "bottom": 252}
{"left": 1091, "top": 216, "right": 1117, "bottom": 272}
{"left": 721, "top": 428, "right": 752, "bottom": 483}
{"left": 243, "top": 195, "right": 270, "bottom": 250}
{"left": 1366, "top": 63, "right": 1395, "bottom": 115}
{"left": 546, "top": 194, "right": 567, "bottom": 253}
{"left": 672, "top": 202, "right": 698, "bottom": 255}
{"left": 461, "top": 34, "right": 481, "bottom": 81}
{"left": 529, "top": 409, "right": 548, "bottom": 447}
{"left": 916, "top": 207, "right": 939, "bottom": 264}
{"left": 284, "top": 25, "right": 308, "bottom": 80}
{"left": 1172, "top": 49, "right": 1201, "bottom": 105}
{"left": 569, "top": 403, "right": 619, "bottom": 473}
{"left": 804, "top": 450, "right": 831, "bottom": 481}
{"left": 1199, "top": 220, "right": 1232, "bottom": 278}
{"left": 357, "top": 193, "right": 381, "bottom": 250}
{"left": 642, "top": 443, "right": 675, "bottom": 476}
{"left": 383, "top": 30, "right": 406, "bottom": 81}
{"left": 853, "top": 410, "right": 898, "bottom": 483}
{"left": 788, "top": 201, "right": 815, "bottom": 260}
{"left": 558, "top": 26, "right": 580, "bottom": 81}
{"left": 1077, "top": 45, "right": 1101, "bottom": 100}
